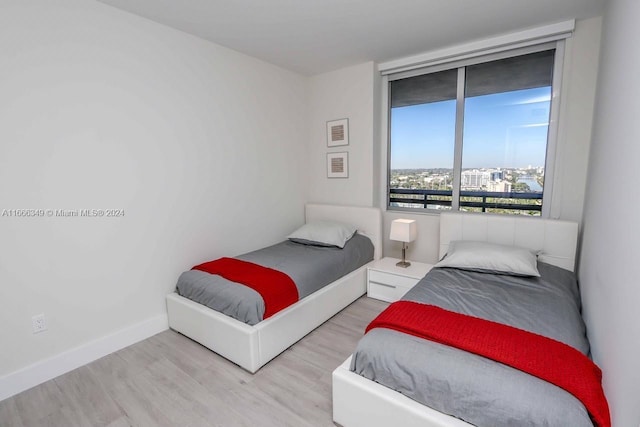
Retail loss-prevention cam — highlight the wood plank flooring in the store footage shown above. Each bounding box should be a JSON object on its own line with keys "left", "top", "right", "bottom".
{"left": 0, "top": 296, "right": 388, "bottom": 427}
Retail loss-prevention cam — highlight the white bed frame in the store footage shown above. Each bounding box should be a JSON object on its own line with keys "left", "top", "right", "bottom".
{"left": 166, "top": 203, "right": 382, "bottom": 373}
{"left": 333, "top": 212, "right": 579, "bottom": 427}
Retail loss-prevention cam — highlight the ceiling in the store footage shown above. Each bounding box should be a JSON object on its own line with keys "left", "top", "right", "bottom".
{"left": 97, "top": 0, "right": 605, "bottom": 76}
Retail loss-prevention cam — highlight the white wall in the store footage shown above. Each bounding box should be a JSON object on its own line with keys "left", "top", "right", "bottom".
{"left": 0, "top": 0, "right": 307, "bottom": 393}
{"left": 307, "top": 62, "right": 376, "bottom": 206}
{"left": 380, "top": 17, "right": 603, "bottom": 264}
{"left": 579, "top": 0, "right": 640, "bottom": 425}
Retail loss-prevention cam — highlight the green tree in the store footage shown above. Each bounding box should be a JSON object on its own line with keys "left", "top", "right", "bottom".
{"left": 512, "top": 182, "right": 531, "bottom": 192}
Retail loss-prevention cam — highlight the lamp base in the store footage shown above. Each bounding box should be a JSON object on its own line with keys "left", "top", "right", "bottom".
{"left": 396, "top": 242, "right": 411, "bottom": 268}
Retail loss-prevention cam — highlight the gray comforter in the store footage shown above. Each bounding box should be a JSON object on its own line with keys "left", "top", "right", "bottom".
{"left": 351, "top": 262, "right": 594, "bottom": 427}
{"left": 176, "top": 233, "right": 373, "bottom": 325}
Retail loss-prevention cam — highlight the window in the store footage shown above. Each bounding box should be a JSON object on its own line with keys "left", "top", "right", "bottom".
{"left": 388, "top": 46, "right": 560, "bottom": 216}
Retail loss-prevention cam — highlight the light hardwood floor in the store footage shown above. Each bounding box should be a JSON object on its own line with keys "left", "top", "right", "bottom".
{"left": 0, "top": 296, "right": 388, "bottom": 427}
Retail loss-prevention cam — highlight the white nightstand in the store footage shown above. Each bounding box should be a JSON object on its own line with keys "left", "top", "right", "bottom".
{"left": 367, "top": 257, "right": 433, "bottom": 302}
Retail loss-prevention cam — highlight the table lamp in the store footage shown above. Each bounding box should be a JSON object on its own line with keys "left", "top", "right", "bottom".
{"left": 390, "top": 219, "right": 417, "bottom": 268}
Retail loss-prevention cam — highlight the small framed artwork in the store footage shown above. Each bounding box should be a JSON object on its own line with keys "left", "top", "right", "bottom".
{"left": 327, "top": 152, "right": 349, "bottom": 178}
{"left": 327, "top": 118, "right": 349, "bottom": 147}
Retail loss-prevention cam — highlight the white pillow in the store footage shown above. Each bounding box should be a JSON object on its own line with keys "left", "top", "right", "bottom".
{"left": 287, "top": 221, "right": 357, "bottom": 248}
{"left": 435, "top": 240, "right": 540, "bottom": 277}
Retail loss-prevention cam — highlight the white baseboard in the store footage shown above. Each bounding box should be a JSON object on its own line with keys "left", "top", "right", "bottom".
{"left": 0, "top": 314, "right": 168, "bottom": 402}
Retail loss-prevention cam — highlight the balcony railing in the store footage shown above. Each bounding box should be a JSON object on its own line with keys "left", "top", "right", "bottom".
{"left": 389, "top": 188, "right": 543, "bottom": 213}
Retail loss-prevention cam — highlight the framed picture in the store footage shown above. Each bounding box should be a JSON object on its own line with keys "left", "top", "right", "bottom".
{"left": 327, "top": 118, "right": 349, "bottom": 147}
{"left": 327, "top": 152, "right": 349, "bottom": 178}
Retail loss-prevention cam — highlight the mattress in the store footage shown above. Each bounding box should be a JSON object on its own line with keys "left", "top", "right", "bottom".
{"left": 350, "top": 262, "right": 594, "bottom": 427}
{"left": 176, "top": 233, "right": 374, "bottom": 325}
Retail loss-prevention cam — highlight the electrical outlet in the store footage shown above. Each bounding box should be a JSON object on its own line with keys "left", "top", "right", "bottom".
{"left": 32, "top": 313, "right": 47, "bottom": 334}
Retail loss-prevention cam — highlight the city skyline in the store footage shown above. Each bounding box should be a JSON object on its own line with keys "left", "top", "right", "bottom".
{"left": 390, "top": 165, "right": 544, "bottom": 193}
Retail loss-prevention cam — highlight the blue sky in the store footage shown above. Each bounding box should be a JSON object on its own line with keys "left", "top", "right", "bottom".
{"left": 390, "top": 87, "right": 551, "bottom": 170}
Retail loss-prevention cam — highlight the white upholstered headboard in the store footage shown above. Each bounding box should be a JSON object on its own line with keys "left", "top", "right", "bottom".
{"left": 439, "top": 212, "right": 579, "bottom": 272}
{"left": 305, "top": 203, "right": 382, "bottom": 261}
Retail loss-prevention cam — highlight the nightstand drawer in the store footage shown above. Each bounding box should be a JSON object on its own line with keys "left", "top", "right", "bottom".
{"left": 368, "top": 270, "right": 420, "bottom": 290}
{"left": 367, "top": 280, "right": 412, "bottom": 302}
{"left": 366, "top": 258, "right": 433, "bottom": 303}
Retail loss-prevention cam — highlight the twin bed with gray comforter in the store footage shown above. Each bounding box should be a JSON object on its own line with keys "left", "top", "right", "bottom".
{"left": 176, "top": 233, "right": 374, "bottom": 325}
{"left": 167, "top": 204, "right": 383, "bottom": 374}
{"left": 351, "top": 262, "right": 594, "bottom": 426}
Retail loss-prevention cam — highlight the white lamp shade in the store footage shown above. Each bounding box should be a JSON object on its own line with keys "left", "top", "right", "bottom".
{"left": 390, "top": 219, "right": 417, "bottom": 243}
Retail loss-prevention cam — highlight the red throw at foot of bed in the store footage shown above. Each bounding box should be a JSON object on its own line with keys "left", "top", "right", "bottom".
{"left": 366, "top": 301, "right": 611, "bottom": 427}
{"left": 193, "top": 257, "right": 299, "bottom": 319}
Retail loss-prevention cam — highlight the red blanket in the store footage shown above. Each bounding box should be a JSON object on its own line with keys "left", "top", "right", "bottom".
{"left": 366, "top": 301, "right": 610, "bottom": 427}
{"left": 193, "top": 257, "right": 299, "bottom": 319}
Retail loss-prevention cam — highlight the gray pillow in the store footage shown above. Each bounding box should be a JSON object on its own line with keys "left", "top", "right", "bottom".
{"left": 435, "top": 240, "right": 540, "bottom": 277}
{"left": 287, "top": 221, "right": 357, "bottom": 249}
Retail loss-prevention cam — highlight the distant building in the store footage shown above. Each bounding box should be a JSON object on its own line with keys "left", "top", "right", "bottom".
{"left": 488, "top": 180, "right": 512, "bottom": 192}
{"left": 461, "top": 170, "right": 489, "bottom": 189}
{"left": 490, "top": 170, "right": 504, "bottom": 181}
